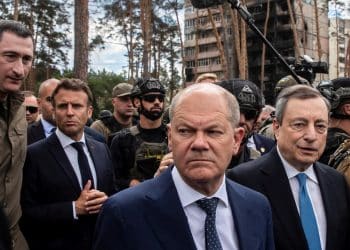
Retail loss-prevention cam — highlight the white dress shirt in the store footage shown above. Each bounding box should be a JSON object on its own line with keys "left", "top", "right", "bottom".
{"left": 277, "top": 146, "right": 327, "bottom": 250}
{"left": 55, "top": 128, "right": 98, "bottom": 219}
{"left": 172, "top": 167, "right": 239, "bottom": 250}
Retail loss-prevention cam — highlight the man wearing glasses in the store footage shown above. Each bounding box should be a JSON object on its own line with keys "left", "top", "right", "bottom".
{"left": 23, "top": 91, "right": 39, "bottom": 124}
{"left": 110, "top": 78, "right": 168, "bottom": 191}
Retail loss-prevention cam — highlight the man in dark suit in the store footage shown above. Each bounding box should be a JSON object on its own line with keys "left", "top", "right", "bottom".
{"left": 21, "top": 78, "right": 115, "bottom": 250}
{"left": 27, "top": 78, "right": 105, "bottom": 145}
{"left": 93, "top": 83, "right": 274, "bottom": 250}
{"left": 228, "top": 85, "right": 350, "bottom": 250}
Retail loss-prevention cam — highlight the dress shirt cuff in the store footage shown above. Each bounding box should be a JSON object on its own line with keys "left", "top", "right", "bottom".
{"left": 72, "top": 201, "right": 78, "bottom": 220}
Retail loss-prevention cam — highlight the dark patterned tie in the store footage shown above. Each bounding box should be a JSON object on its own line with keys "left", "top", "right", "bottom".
{"left": 296, "top": 173, "right": 321, "bottom": 250}
{"left": 196, "top": 198, "right": 223, "bottom": 250}
{"left": 71, "top": 142, "right": 94, "bottom": 189}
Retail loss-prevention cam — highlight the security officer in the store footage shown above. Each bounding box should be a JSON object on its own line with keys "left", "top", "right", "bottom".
{"left": 318, "top": 77, "right": 350, "bottom": 167}
{"left": 91, "top": 83, "right": 135, "bottom": 142}
{"left": 110, "top": 78, "right": 168, "bottom": 190}
{"left": 217, "top": 79, "right": 275, "bottom": 167}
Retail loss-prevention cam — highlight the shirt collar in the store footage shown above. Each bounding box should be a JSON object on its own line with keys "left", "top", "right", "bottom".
{"left": 276, "top": 146, "right": 318, "bottom": 184}
{"left": 55, "top": 128, "right": 86, "bottom": 149}
{"left": 41, "top": 118, "right": 56, "bottom": 134}
{"left": 171, "top": 166, "right": 229, "bottom": 208}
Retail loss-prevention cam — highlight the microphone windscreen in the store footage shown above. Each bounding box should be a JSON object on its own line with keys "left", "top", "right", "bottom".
{"left": 190, "top": 0, "right": 225, "bottom": 9}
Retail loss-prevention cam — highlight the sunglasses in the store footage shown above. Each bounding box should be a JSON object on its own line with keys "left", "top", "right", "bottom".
{"left": 142, "top": 94, "right": 165, "bottom": 103}
{"left": 241, "top": 109, "right": 259, "bottom": 120}
{"left": 26, "top": 106, "right": 38, "bottom": 114}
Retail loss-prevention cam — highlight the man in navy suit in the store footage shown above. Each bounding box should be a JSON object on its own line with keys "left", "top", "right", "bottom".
{"left": 228, "top": 85, "right": 350, "bottom": 250}
{"left": 21, "top": 78, "right": 115, "bottom": 250}
{"left": 27, "top": 78, "right": 105, "bottom": 145}
{"left": 93, "top": 83, "right": 274, "bottom": 250}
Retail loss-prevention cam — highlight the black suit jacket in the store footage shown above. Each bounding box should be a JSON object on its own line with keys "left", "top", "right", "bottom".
{"left": 21, "top": 133, "right": 116, "bottom": 250}
{"left": 27, "top": 119, "right": 106, "bottom": 145}
{"left": 227, "top": 147, "right": 350, "bottom": 250}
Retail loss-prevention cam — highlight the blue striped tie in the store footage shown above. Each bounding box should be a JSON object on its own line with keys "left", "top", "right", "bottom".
{"left": 296, "top": 173, "right": 321, "bottom": 250}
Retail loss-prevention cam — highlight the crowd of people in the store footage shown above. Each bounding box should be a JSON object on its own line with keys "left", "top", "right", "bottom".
{"left": 1, "top": 19, "right": 350, "bottom": 250}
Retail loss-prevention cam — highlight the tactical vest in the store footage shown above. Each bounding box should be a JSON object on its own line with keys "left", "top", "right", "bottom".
{"left": 129, "top": 126, "right": 168, "bottom": 180}
{"left": 329, "top": 139, "right": 350, "bottom": 186}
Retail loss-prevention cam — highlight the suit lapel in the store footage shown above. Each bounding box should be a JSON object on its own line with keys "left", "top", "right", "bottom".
{"left": 314, "top": 163, "right": 335, "bottom": 250}
{"left": 260, "top": 149, "right": 307, "bottom": 247}
{"left": 36, "top": 120, "right": 46, "bottom": 139}
{"left": 143, "top": 169, "right": 197, "bottom": 250}
{"left": 85, "top": 138, "right": 104, "bottom": 189}
{"left": 227, "top": 181, "right": 258, "bottom": 250}
{"left": 47, "top": 133, "right": 81, "bottom": 193}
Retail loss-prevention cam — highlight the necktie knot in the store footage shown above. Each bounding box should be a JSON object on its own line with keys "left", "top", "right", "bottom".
{"left": 50, "top": 127, "right": 56, "bottom": 134}
{"left": 71, "top": 141, "right": 84, "bottom": 152}
{"left": 196, "top": 197, "right": 219, "bottom": 216}
{"left": 296, "top": 173, "right": 307, "bottom": 188}
{"left": 71, "top": 141, "right": 94, "bottom": 189}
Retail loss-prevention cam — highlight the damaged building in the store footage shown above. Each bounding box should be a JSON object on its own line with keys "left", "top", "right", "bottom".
{"left": 183, "top": 0, "right": 348, "bottom": 103}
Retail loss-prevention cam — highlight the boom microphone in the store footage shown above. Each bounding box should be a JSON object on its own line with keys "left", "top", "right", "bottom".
{"left": 190, "top": 0, "right": 225, "bottom": 9}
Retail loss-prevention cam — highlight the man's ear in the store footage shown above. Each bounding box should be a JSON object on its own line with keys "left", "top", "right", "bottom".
{"left": 272, "top": 118, "right": 279, "bottom": 139}
{"left": 232, "top": 127, "right": 244, "bottom": 155}
{"left": 167, "top": 124, "right": 172, "bottom": 151}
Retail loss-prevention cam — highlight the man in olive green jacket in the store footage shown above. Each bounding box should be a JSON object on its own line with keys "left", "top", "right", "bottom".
{"left": 0, "top": 20, "right": 34, "bottom": 250}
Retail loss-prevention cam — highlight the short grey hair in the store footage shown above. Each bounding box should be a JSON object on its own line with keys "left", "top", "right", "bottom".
{"left": 169, "top": 83, "right": 240, "bottom": 128}
{"left": 275, "top": 85, "right": 330, "bottom": 124}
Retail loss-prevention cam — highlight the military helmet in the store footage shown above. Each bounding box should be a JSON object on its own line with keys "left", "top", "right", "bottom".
{"left": 275, "top": 75, "right": 310, "bottom": 98}
{"left": 131, "top": 78, "right": 166, "bottom": 98}
{"left": 317, "top": 77, "right": 350, "bottom": 113}
{"left": 98, "top": 109, "right": 112, "bottom": 120}
{"left": 217, "top": 79, "right": 264, "bottom": 111}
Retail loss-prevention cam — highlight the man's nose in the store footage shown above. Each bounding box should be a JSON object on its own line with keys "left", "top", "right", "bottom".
{"left": 303, "top": 124, "right": 317, "bottom": 141}
{"left": 12, "top": 59, "right": 25, "bottom": 77}
{"left": 191, "top": 132, "right": 209, "bottom": 150}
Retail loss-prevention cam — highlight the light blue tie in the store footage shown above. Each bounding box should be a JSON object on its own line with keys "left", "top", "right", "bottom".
{"left": 296, "top": 173, "right": 321, "bottom": 250}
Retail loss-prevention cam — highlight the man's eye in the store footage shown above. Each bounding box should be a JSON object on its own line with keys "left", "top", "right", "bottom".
{"left": 178, "top": 128, "right": 191, "bottom": 135}
{"left": 208, "top": 130, "right": 223, "bottom": 137}
{"left": 4, "top": 54, "right": 17, "bottom": 62}
{"left": 315, "top": 124, "right": 327, "bottom": 133}
{"left": 290, "top": 122, "right": 305, "bottom": 131}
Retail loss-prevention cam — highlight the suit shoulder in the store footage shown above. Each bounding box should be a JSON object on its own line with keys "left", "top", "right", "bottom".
{"left": 226, "top": 179, "right": 271, "bottom": 217}
{"left": 106, "top": 178, "right": 157, "bottom": 209}
{"left": 227, "top": 178, "right": 269, "bottom": 202}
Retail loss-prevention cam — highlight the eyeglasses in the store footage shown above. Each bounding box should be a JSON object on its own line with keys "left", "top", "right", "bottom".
{"left": 241, "top": 109, "right": 259, "bottom": 120}
{"left": 142, "top": 94, "right": 165, "bottom": 103}
{"left": 26, "top": 106, "right": 38, "bottom": 114}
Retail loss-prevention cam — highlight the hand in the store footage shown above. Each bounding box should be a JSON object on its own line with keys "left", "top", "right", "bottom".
{"left": 85, "top": 189, "right": 108, "bottom": 214}
{"left": 154, "top": 152, "right": 173, "bottom": 178}
{"left": 75, "top": 180, "right": 108, "bottom": 215}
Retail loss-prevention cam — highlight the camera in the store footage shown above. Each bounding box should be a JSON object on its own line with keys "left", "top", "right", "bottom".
{"left": 286, "top": 55, "right": 328, "bottom": 84}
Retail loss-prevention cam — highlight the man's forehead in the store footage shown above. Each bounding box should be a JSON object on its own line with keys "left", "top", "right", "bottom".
{"left": 0, "top": 32, "right": 34, "bottom": 53}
